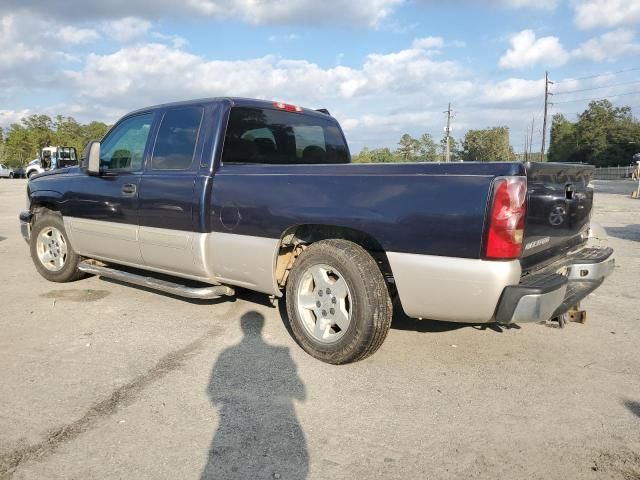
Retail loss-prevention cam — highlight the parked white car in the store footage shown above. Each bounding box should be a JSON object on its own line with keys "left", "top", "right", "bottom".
{"left": 0, "top": 164, "right": 14, "bottom": 178}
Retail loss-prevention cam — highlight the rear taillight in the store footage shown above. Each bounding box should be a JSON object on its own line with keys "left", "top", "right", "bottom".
{"left": 485, "top": 177, "right": 527, "bottom": 259}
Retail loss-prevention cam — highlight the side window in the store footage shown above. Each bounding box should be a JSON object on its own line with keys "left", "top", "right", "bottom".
{"left": 151, "top": 106, "right": 203, "bottom": 170}
{"left": 222, "top": 107, "right": 350, "bottom": 165}
{"left": 100, "top": 113, "right": 153, "bottom": 171}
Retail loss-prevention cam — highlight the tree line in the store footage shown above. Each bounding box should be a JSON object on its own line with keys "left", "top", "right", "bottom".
{"left": 353, "top": 100, "right": 638, "bottom": 165}
{"left": 352, "top": 127, "right": 515, "bottom": 163}
{"left": 1, "top": 100, "right": 637, "bottom": 167}
{"left": 0, "top": 115, "right": 110, "bottom": 168}
{"left": 548, "top": 100, "right": 640, "bottom": 167}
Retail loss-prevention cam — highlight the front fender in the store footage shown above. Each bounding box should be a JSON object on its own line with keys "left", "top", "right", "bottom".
{"left": 29, "top": 189, "right": 65, "bottom": 213}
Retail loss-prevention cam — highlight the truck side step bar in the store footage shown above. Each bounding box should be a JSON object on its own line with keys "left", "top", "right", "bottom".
{"left": 78, "top": 262, "right": 235, "bottom": 300}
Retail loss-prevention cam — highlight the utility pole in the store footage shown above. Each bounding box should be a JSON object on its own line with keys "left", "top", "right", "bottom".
{"left": 541, "top": 71, "right": 554, "bottom": 159}
{"left": 529, "top": 117, "right": 535, "bottom": 161}
{"left": 444, "top": 103, "right": 452, "bottom": 162}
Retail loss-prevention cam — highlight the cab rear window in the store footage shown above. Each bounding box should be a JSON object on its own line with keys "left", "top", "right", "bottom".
{"left": 222, "top": 107, "right": 349, "bottom": 165}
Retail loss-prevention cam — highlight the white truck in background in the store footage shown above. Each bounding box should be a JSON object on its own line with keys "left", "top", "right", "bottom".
{"left": 25, "top": 146, "right": 78, "bottom": 178}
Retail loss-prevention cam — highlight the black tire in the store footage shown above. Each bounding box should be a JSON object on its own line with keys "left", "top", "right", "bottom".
{"left": 9, "top": 173, "right": 13, "bottom": 179}
{"left": 285, "top": 239, "right": 392, "bottom": 364}
{"left": 30, "top": 211, "right": 84, "bottom": 283}
{"left": 27, "top": 171, "right": 36, "bottom": 178}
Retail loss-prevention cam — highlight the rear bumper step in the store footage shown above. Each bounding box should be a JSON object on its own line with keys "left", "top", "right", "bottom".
{"left": 78, "top": 262, "right": 235, "bottom": 300}
{"left": 495, "top": 246, "right": 614, "bottom": 324}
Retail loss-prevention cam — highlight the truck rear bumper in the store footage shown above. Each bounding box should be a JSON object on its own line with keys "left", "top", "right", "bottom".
{"left": 495, "top": 246, "right": 615, "bottom": 324}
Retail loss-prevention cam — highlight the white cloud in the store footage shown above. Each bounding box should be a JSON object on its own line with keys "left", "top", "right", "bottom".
{"left": 103, "top": 17, "right": 152, "bottom": 42}
{"left": 498, "top": 0, "right": 557, "bottom": 8}
{"left": 572, "top": 29, "right": 640, "bottom": 61}
{"left": 0, "top": 0, "right": 403, "bottom": 27}
{"left": 416, "top": 0, "right": 557, "bottom": 9}
{"left": 268, "top": 33, "right": 300, "bottom": 42}
{"left": 412, "top": 36, "right": 444, "bottom": 49}
{"left": 498, "top": 29, "right": 569, "bottom": 69}
{"left": 0, "top": 109, "right": 31, "bottom": 128}
{"left": 481, "top": 78, "right": 545, "bottom": 103}
{"left": 63, "top": 41, "right": 472, "bottom": 112}
{"left": 573, "top": 0, "right": 640, "bottom": 30}
{"left": 57, "top": 26, "right": 100, "bottom": 44}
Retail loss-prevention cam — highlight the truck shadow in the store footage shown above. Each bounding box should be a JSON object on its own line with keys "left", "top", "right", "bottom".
{"left": 605, "top": 225, "right": 640, "bottom": 242}
{"left": 201, "top": 311, "right": 308, "bottom": 479}
{"left": 390, "top": 303, "right": 520, "bottom": 333}
{"left": 624, "top": 399, "right": 640, "bottom": 418}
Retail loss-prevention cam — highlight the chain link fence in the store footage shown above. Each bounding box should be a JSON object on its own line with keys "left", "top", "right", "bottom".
{"left": 593, "top": 166, "right": 637, "bottom": 180}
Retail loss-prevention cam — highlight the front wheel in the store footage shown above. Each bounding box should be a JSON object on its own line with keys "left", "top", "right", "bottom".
{"left": 30, "top": 211, "right": 84, "bottom": 282}
{"left": 285, "top": 239, "right": 393, "bottom": 364}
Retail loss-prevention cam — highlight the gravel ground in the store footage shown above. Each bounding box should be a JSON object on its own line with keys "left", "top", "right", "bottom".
{"left": 0, "top": 178, "right": 638, "bottom": 480}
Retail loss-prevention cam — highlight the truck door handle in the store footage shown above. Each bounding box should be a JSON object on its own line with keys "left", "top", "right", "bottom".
{"left": 121, "top": 184, "right": 137, "bottom": 196}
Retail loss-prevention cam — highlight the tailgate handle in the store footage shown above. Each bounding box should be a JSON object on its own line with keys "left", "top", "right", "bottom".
{"left": 565, "top": 184, "right": 574, "bottom": 200}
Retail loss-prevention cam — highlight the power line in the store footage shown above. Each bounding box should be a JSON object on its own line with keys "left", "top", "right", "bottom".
{"left": 553, "top": 67, "right": 640, "bottom": 84}
{"left": 554, "top": 79, "right": 640, "bottom": 95}
{"left": 552, "top": 90, "right": 640, "bottom": 105}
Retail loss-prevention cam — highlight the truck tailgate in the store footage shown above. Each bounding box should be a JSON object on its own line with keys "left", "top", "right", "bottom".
{"left": 520, "top": 162, "right": 594, "bottom": 272}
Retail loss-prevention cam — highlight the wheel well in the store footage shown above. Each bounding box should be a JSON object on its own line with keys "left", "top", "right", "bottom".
{"left": 275, "top": 224, "right": 393, "bottom": 287}
{"left": 31, "top": 203, "right": 60, "bottom": 222}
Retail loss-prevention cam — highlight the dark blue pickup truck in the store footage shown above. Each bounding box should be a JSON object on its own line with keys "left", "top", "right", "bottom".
{"left": 20, "top": 97, "right": 615, "bottom": 364}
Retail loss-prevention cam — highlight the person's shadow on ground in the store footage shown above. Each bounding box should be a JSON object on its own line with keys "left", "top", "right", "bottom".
{"left": 201, "top": 311, "right": 308, "bottom": 479}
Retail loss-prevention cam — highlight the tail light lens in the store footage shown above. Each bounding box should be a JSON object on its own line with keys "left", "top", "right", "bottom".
{"left": 485, "top": 177, "right": 527, "bottom": 259}
{"left": 273, "top": 102, "right": 303, "bottom": 112}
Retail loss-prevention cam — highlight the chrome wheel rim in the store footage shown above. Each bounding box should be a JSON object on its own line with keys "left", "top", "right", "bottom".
{"left": 36, "top": 226, "right": 68, "bottom": 272}
{"left": 296, "top": 263, "right": 352, "bottom": 344}
{"left": 549, "top": 205, "right": 566, "bottom": 226}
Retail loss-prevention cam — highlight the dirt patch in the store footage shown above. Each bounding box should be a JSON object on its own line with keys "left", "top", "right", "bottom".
{"left": 41, "top": 289, "right": 111, "bottom": 302}
{"left": 592, "top": 450, "right": 640, "bottom": 480}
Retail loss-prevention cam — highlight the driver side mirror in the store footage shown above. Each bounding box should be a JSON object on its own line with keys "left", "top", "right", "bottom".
{"left": 86, "top": 141, "right": 101, "bottom": 175}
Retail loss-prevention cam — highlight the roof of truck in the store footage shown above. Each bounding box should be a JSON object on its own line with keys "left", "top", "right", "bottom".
{"left": 128, "top": 97, "right": 332, "bottom": 119}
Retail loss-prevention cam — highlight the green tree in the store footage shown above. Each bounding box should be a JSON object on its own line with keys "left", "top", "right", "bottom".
{"left": 462, "top": 127, "right": 514, "bottom": 162}
{"left": 352, "top": 147, "right": 398, "bottom": 163}
{"left": 547, "top": 113, "right": 578, "bottom": 162}
{"left": 0, "top": 113, "right": 111, "bottom": 168}
{"left": 417, "top": 133, "right": 438, "bottom": 162}
{"left": 547, "top": 100, "right": 640, "bottom": 166}
{"left": 440, "top": 136, "right": 462, "bottom": 162}
{"left": 396, "top": 133, "right": 420, "bottom": 161}
{"left": 575, "top": 100, "right": 638, "bottom": 166}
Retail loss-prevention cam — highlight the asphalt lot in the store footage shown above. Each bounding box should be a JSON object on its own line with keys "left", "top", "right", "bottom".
{"left": 0, "top": 178, "right": 639, "bottom": 480}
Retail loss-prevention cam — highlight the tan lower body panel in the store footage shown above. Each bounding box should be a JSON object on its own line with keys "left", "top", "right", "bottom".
{"left": 387, "top": 252, "right": 521, "bottom": 323}
{"left": 63, "top": 217, "right": 281, "bottom": 295}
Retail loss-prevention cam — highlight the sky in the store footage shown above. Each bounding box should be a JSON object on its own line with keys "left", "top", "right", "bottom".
{"left": 0, "top": 0, "right": 639, "bottom": 153}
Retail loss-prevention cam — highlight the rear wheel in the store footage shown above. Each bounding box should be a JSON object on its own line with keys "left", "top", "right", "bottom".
{"left": 30, "top": 211, "right": 84, "bottom": 282}
{"left": 9, "top": 173, "right": 13, "bottom": 179}
{"left": 285, "top": 239, "right": 392, "bottom": 364}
